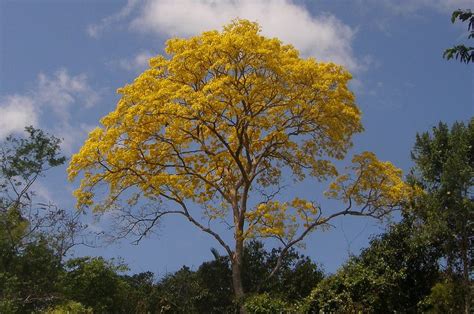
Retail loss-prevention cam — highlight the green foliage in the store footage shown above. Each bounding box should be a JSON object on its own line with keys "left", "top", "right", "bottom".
{"left": 147, "top": 241, "right": 323, "bottom": 313}
{"left": 409, "top": 119, "right": 473, "bottom": 312}
{"left": 0, "top": 127, "right": 67, "bottom": 253}
{"left": 419, "top": 279, "right": 464, "bottom": 313}
{"left": 44, "top": 300, "right": 93, "bottom": 314}
{"left": 62, "top": 257, "right": 131, "bottom": 313}
{"left": 120, "top": 271, "right": 159, "bottom": 313}
{"left": 0, "top": 126, "right": 65, "bottom": 182}
{"left": 242, "top": 241, "right": 324, "bottom": 301}
{"left": 153, "top": 266, "right": 211, "bottom": 313}
{"left": 306, "top": 218, "right": 440, "bottom": 313}
{"left": 443, "top": 9, "right": 473, "bottom": 63}
{"left": 0, "top": 127, "right": 73, "bottom": 312}
{"left": 0, "top": 240, "right": 64, "bottom": 313}
{"left": 244, "top": 293, "right": 289, "bottom": 314}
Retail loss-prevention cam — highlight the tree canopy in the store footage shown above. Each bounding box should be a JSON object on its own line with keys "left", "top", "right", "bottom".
{"left": 409, "top": 119, "right": 473, "bottom": 313}
{"left": 68, "top": 19, "right": 412, "bottom": 303}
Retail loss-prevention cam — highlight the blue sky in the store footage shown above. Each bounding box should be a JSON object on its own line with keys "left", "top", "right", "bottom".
{"left": 1, "top": 0, "right": 472, "bottom": 276}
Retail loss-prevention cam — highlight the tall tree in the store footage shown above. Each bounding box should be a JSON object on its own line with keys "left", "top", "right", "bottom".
{"left": 68, "top": 20, "right": 412, "bottom": 307}
{"left": 409, "top": 119, "right": 473, "bottom": 314}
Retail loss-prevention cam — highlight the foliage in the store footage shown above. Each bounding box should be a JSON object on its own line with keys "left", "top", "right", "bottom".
{"left": 153, "top": 266, "right": 213, "bottom": 313}
{"left": 306, "top": 217, "right": 441, "bottom": 313}
{"left": 44, "top": 300, "right": 93, "bottom": 314}
{"left": 409, "top": 118, "right": 473, "bottom": 312}
{"left": 244, "top": 293, "right": 289, "bottom": 314}
{"left": 62, "top": 257, "right": 131, "bottom": 313}
{"left": 0, "top": 240, "right": 64, "bottom": 313}
{"left": 443, "top": 9, "right": 473, "bottom": 63}
{"left": 120, "top": 271, "right": 158, "bottom": 313}
{"left": 151, "top": 240, "right": 322, "bottom": 313}
{"left": 419, "top": 279, "right": 464, "bottom": 313}
{"left": 241, "top": 241, "right": 324, "bottom": 301}
{"left": 0, "top": 127, "right": 71, "bottom": 255}
{"left": 0, "top": 127, "right": 85, "bottom": 312}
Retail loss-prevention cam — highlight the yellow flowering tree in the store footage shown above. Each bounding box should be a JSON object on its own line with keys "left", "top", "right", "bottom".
{"left": 68, "top": 20, "right": 411, "bottom": 303}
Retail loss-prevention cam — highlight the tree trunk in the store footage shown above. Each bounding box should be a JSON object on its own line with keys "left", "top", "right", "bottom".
{"left": 232, "top": 238, "right": 246, "bottom": 314}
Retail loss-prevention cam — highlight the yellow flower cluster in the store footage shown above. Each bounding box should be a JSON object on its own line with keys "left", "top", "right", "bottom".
{"left": 326, "top": 151, "right": 413, "bottom": 215}
{"left": 67, "top": 19, "right": 409, "bottom": 242}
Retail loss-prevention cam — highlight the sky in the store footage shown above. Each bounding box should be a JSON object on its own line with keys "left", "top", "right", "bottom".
{"left": 0, "top": 0, "right": 472, "bottom": 276}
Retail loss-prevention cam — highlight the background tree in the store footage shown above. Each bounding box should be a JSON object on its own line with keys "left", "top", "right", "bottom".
{"left": 306, "top": 216, "right": 441, "bottom": 313}
{"left": 151, "top": 240, "right": 323, "bottom": 313}
{"left": 62, "top": 257, "right": 131, "bottom": 313}
{"left": 409, "top": 119, "right": 473, "bottom": 314}
{"left": 68, "top": 19, "right": 412, "bottom": 307}
{"left": 0, "top": 127, "right": 86, "bottom": 312}
{"left": 443, "top": 9, "right": 473, "bottom": 64}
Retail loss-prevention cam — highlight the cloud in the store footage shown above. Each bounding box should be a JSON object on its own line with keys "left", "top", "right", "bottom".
{"left": 88, "top": 0, "right": 362, "bottom": 71}
{"left": 116, "top": 50, "right": 155, "bottom": 72}
{"left": 37, "top": 69, "right": 100, "bottom": 120}
{"left": 0, "top": 95, "right": 38, "bottom": 138}
{"left": 131, "top": 0, "right": 360, "bottom": 70}
{"left": 0, "top": 69, "right": 100, "bottom": 153}
{"left": 87, "top": 0, "right": 140, "bottom": 38}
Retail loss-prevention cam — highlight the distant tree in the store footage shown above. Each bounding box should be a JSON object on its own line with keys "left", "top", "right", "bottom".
{"left": 241, "top": 241, "right": 324, "bottom": 301}
{"left": 443, "top": 9, "right": 473, "bottom": 63}
{"left": 62, "top": 257, "right": 130, "bottom": 313}
{"left": 153, "top": 266, "right": 209, "bottom": 313}
{"left": 0, "top": 239, "right": 64, "bottom": 313}
{"left": 243, "top": 293, "right": 290, "bottom": 314}
{"left": 409, "top": 119, "right": 473, "bottom": 314}
{"left": 121, "top": 271, "right": 158, "bottom": 313}
{"left": 44, "top": 300, "right": 92, "bottom": 314}
{"left": 150, "top": 240, "right": 323, "bottom": 313}
{"left": 419, "top": 279, "right": 465, "bottom": 313}
{"left": 306, "top": 217, "right": 441, "bottom": 313}
{"left": 0, "top": 127, "right": 85, "bottom": 312}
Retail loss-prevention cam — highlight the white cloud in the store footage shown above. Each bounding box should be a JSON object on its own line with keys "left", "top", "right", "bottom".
{"left": 116, "top": 50, "right": 154, "bottom": 72}
{"left": 87, "top": 0, "right": 140, "bottom": 38}
{"left": 37, "top": 69, "right": 99, "bottom": 120}
{"left": 0, "top": 95, "right": 38, "bottom": 138}
{"left": 0, "top": 69, "right": 100, "bottom": 153}
{"left": 87, "top": 0, "right": 361, "bottom": 71}
{"left": 129, "top": 0, "right": 360, "bottom": 71}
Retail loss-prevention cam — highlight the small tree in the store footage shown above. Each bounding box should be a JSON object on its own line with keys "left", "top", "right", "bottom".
{"left": 68, "top": 20, "right": 411, "bottom": 307}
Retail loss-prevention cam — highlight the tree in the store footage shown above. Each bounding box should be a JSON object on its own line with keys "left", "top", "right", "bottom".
{"left": 68, "top": 19, "right": 412, "bottom": 307}
{"left": 0, "top": 127, "right": 86, "bottom": 311}
{"left": 306, "top": 217, "right": 441, "bottom": 313}
{"left": 148, "top": 240, "right": 322, "bottom": 313}
{"left": 409, "top": 119, "right": 473, "bottom": 314}
{"left": 120, "top": 271, "right": 158, "bottom": 313}
{"left": 443, "top": 9, "right": 473, "bottom": 64}
{"left": 0, "top": 127, "right": 85, "bottom": 258}
{"left": 62, "top": 257, "right": 130, "bottom": 313}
